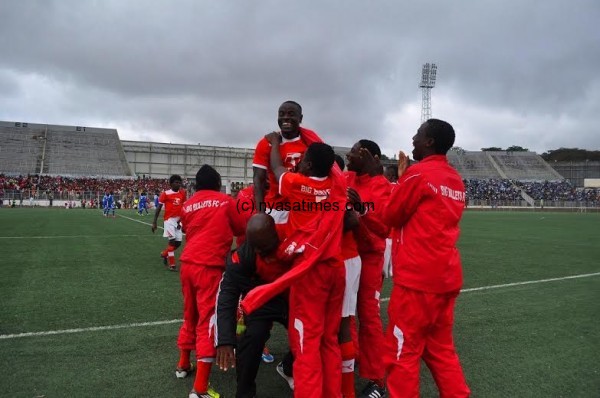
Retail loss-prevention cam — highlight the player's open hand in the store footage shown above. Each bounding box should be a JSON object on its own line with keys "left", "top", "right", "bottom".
{"left": 151, "top": 222, "right": 157, "bottom": 233}
{"left": 264, "top": 131, "right": 282, "bottom": 145}
{"left": 398, "top": 151, "right": 409, "bottom": 176}
{"left": 216, "top": 346, "right": 236, "bottom": 371}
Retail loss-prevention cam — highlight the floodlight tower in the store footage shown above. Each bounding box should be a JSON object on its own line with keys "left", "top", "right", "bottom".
{"left": 419, "top": 63, "right": 437, "bottom": 123}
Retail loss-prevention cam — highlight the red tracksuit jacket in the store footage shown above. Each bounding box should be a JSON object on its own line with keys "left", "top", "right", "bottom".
{"left": 180, "top": 190, "right": 247, "bottom": 266}
{"left": 382, "top": 155, "right": 465, "bottom": 294}
{"left": 345, "top": 172, "right": 391, "bottom": 254}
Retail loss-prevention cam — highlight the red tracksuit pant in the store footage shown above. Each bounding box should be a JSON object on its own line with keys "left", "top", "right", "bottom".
{"left": 356, "top": 251, "right": 385, "bottom": 380}
{"left": 177, "top": 262, "right": 223, "bottom": 358}
{"left": 384, "top": 285, "right": 470, "bottom": 398}
{"left": 289, "top": 262, "right": 345, "bottom": 398}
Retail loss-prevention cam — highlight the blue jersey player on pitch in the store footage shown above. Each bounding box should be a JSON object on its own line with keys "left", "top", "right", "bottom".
{"left": 138, "top": 192, "right": 149, "bottom": 216}
{"left": 103, "top": 192, "right": 115, "bottom": 218}
{"left": 102, "top": 193, "right": 109, "bottom": 216}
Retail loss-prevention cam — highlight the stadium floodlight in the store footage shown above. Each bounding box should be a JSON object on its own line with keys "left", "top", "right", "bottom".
{"left": 419, "top": 63, "right": 437, "bottom": 122}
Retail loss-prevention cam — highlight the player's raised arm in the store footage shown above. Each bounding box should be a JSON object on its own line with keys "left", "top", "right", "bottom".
{"left": 253, "top": 167, "right": 267, "bottom": 213}
{"left": 252, "top": 137, "right": 270, "bottom": 213}
{"left": 265, "top": 132, "right": 286, "bottom": 181}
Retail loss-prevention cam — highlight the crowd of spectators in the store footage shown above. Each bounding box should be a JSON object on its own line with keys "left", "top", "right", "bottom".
{"left": 0, "top": 174, "right": 192, "bottom": 205}
{"left": 1, "top": 174, "right": 598, "bottom": 206}
{"left": 464, "top": 178, "right": 599, "bottom": 204}
{"left": 0, "top": 174, "right": 186, "bottom": 193}
{"left": 464, "top": 179, "right": 522, "bottom": 201}
{"left": 514, "top": 180, "right": 598, "bottom": 202}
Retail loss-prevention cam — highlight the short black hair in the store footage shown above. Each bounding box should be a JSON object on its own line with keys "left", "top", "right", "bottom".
{"left": 282, "top": 100, "right": 302, "bottom": 114}
{"left": 425, "top": 119, "right": 455, "bottom": 154}
{"left": 195, "top": 165, "right": 221, "bottom": 191}
{"left": 305, "top": 143, "right": 335, "bottom": 178}
{"left": 334, "top": 154, "right": 345, "bottom": 171}
{"left": 169, "top": 174, "right": 182, "bottom": 184}
{"left": 358, "top": 139, "right": 382, "bottom": 158}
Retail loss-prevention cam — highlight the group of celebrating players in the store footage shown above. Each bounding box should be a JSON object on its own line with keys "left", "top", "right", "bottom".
{"left": 151, "top": 101, "right": 471, "bottom": 398}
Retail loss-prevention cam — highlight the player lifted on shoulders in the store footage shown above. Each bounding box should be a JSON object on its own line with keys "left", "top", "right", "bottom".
{"left": 152, "top": 175, "right": 186, "bottom": 272}
{"left": 252, "top": 101, "right": 314, "bottom": 224}
{"left": 266, "top": 134, "right": 346, "bottom": 398}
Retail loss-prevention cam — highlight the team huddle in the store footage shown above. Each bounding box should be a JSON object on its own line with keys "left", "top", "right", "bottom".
{"left": 152, "top": 101, "right": 471, "bottom": 398}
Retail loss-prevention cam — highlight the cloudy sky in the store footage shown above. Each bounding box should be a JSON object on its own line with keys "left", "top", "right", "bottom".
{"left": 1, "top": 0, "right": 599, "bottom": 157}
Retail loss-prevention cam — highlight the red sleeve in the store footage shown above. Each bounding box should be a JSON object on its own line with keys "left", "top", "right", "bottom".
{"left": 299, "top": 127, "right": 324, "bottom": 145}
{"left": 158, "top": 192, "right": 166, "bottom": 204}
{"left": 382, "top": 169, "right": 424, "bottom": 228}
{"left": 359, "top": 176, "right": 391, "bottom": 239}
{"left": 227, "top": 197, "right": 248, "bottom": 237}
{"left": 252, "top": 138, "right": 270, "bottom": 170}
{"left": 278, "top": 172, "right": 303, "bottom": 199}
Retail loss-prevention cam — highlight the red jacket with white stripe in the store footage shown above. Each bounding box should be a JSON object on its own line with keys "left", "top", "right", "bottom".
{"left": 179, "top": 190, "right": 247, "bottom": 267}
{"left": 382, "top": 155, "right": 465, "bottom": 293}
{"left": 345, "top": 172, "right": 391, "bottom": 255}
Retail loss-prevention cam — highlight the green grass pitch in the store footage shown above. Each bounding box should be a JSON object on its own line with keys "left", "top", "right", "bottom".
{"left": 0, "top": 208, "right": 598, "bottom": 397}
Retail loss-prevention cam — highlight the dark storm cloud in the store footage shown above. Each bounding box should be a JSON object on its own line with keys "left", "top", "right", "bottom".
{"left": 0, "top": 0, "right": 599, "bottom": 154}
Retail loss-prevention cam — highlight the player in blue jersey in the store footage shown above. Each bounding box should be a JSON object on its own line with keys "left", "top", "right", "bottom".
{"left": 102, "top": 192, "right": 109, "bottom": 216}
{"left": 105, "top": 192, "right": 116, "bottom": 218}
{"left": 138, "top": 192, "right": 149, "bottom": 216}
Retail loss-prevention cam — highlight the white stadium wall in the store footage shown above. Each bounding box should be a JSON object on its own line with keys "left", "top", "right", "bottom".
{"left": 584, "top": 178, "right": 600, "bottom": 188}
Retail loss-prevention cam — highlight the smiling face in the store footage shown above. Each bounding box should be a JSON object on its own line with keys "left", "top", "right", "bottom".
{"left": 278, "top": 102, "right": 303, "bottom": 139}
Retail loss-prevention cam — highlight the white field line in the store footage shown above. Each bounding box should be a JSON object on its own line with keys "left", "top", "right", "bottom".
{"left": 0, "top": 320, "right": 181, "bottom": 340}
{"left": 380, "top": 271, "right": 600, "bottom": 302}
{"left": 1, "top": 272, "right": 598, "bottom": 340}
{"left": 118, "top": 213, "right": 187, "bottom": 236}
{"left": 116, "top": 213, "right": 163, "bottom": 230}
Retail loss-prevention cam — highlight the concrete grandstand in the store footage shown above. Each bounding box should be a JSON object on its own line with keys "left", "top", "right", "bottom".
{"left": 446, "top": 150, "right": 563, "bottom": 181}
{"left": 0, "top": 121, "right": 132, "bottom": 177}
